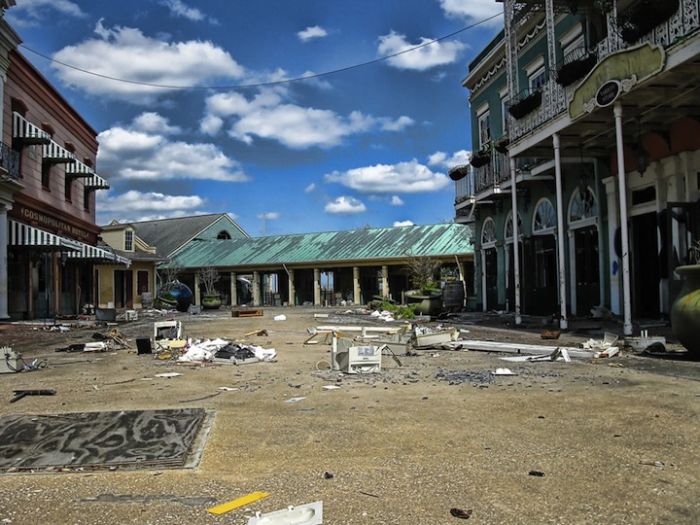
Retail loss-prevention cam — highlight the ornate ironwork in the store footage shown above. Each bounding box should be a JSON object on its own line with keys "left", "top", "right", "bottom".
{"left": 0, "top": 141, "right": 20, "bottom": 180}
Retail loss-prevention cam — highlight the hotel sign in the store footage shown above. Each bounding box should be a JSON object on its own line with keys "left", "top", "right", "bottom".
{"left": 14, "top": 204, "right": 95, "bottom": 243}
{"left": 595, "top": 80, "right": 621, "bottom": 108}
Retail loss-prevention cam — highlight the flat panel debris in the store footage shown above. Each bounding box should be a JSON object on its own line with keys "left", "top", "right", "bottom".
{"left": 0, "top": 408, "right": 207, "bottom": 473}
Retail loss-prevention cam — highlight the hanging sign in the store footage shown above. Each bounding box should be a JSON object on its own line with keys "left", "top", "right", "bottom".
{"left": 595, "top": 80, "right": 621, "bottom": 108}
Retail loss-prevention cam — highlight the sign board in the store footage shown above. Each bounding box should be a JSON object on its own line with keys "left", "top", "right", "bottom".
{"left": 595, "top": 80, "right": 621, "bottom": 108}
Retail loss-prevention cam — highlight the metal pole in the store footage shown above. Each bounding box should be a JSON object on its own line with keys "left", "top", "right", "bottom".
{"left": 614, "top": 102, "right": 633, "bottom": 335}
{"left": 509, "top": 157, "right": 522, "bottom": 325}
{"left": 553, "top": 133, "right": 568, "bottom": 330}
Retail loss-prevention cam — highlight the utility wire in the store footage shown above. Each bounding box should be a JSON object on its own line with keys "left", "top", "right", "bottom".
{"left": 18, "top": 13, "right": 502, "bottom": 91}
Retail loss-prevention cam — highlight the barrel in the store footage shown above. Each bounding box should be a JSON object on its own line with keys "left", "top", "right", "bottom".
{"left": 442, "top": 281, "right": 465, "bottom": 311}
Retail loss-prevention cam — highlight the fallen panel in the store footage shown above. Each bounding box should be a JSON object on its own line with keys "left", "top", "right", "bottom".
{"left": 457, "top": 340, "right": 594, "bottom": 358}
{"left": 0, "top": 408, "right": 208, "bottom": 473}
{"left": 248, "top": 501, "right": 323, "bottom": 525}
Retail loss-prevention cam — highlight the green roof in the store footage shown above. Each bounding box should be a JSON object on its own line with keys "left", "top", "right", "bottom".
{"left": 167, "top": 223, "right": 473, "bottom": 269}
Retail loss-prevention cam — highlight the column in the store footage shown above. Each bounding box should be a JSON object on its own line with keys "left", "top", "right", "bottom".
{"left": 194, "top": 271, "right": 201, "bottom": 305}
{"left": 313, "top": 268, "right": 321, "bottom": 306}
{"left": 553, "top": 133, "right": 568, "bottom": 330}
{"left": 509, "top": 157, "right": 521, "bottom": 325}
{"left": 353, "top": 266, "right": 361, "bottom": 305}
{"left": 252, "top": 271, "right": 261, "bottom": 306}
{"left": 604, "top": 177, "right": 621, "bottom": 314}
{"left": 0, "top": 202, "right": 9, "bottom": 319}
{"left": 288, "top": 268, "right": 295, "bottom": 306}
{"left": 614, "top": 102, "right": 633, "bottom": 336}
{"left": 230, "top": 271, "right": 237, "bottom": 306}
{"left": 381, "top": 265, "right": 389, "bottom": 299}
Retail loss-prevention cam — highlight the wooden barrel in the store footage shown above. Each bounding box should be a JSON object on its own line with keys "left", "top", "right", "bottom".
{"left": 442, "top": 281, "right": 465, "bottom": 311}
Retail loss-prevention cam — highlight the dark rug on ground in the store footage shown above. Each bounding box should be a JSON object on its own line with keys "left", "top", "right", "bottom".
{"left": 0, "top": 408, "right": 206, "bottom": 473}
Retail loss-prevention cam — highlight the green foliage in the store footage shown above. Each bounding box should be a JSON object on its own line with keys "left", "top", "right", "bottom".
{"left": 375, "top": 300, "right": 417, "bottom": 319}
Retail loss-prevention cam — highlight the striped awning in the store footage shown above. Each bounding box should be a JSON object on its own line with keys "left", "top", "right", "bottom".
{"left": 66, "top": 243, "right": 130, "bottom": 266}
{"left": 84, "top": 173, "right": 110, "bottom": 190}
{"left": 65, "top": 159, "right": 95, "bottom": 179}
{"left": 12, "top": 112, "right": 50, "bottom": 145}
{"left": 9, "top": 220, "right": 82, "bottom": 251}
{"left": 43, "top": 140, "right": 76, "bottom": 164}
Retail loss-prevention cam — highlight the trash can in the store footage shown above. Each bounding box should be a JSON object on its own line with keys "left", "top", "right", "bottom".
{"left": 136, "top": 338, "right": 152, "bottom": 355}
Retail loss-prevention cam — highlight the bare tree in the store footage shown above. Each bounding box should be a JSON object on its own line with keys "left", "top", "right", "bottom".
{"left": 160, "top": 263, "right": 183, "bottom": 285}
{"left": 198, "top": 266, "right": 220, "bottom": 296}
{"left": 406, "top": 253, "right": 440, "bottom": 293}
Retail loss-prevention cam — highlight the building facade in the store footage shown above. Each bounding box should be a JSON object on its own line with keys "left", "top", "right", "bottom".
{"left": 452, "top": 0, "right": 700, "bottom": 333}
{"left": 0, "top": 10, "right": 124, "bottom": 319}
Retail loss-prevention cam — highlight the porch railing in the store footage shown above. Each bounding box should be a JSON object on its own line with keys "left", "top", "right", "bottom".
{"left": 0, "top": 141, "right": 20, "bottom": 181}
{"left": 508, "top": 0, "right": 700, "bottom": 144}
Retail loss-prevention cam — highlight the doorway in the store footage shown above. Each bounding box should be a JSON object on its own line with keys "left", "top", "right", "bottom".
{"left": 484, "top": 248, "right": 498, "bottom": 310}
{"left": 574, "top": 226, "right": 600, "bottom": 315}
{"left": 527, "top": 235, "right": 558, "bottom": 316}
{"left": 114, "top": 269, "right": 133, "bottom": 308}
{"left": 631, "top": 212, "right": 660, "bottom": 317}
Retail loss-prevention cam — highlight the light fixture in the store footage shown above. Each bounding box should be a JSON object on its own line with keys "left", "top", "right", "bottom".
{"left": 493, "top": 182, "right": 502, "bottom": 194}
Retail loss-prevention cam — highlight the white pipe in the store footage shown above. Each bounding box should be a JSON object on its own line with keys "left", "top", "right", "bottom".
{"left": 614, "top": 102, "right": 633, "bottom": 335}
{"left": 553, "top": 133, "right": 568, "bottom": 330}
{"left": 509, "top": 157, "right": 522, "bottom": 325}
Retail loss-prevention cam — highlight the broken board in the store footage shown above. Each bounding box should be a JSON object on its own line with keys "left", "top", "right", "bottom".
{"left": 456, "top": 340, "right": 595, "bottom": 358}
{"left": 0, "top": 408, "right": 208, "bottom": 473}
{"left": 231, "top": 308, "right": 264, "bottom": 318}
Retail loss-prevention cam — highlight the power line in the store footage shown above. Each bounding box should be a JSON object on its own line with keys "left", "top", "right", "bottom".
{"left": 18, "top": 13, "right": 502, "bottom": 91}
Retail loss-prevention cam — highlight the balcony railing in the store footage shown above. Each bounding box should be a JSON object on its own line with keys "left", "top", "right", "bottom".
{"left": 508, "top": 0, "right": 699, "bottom": 144}
{"left": 0, "top": 141, "right": 20, "bottom": 181}
{"left": 454, "top": 170, "right": 474, "bottom": 203}
{"left": 473, "top": 149, "right": 510, "bottom": 195}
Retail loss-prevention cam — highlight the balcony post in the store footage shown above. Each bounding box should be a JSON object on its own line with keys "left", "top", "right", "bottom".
{"left": 545, "top": 0, "right": 557, "bottom": 72}
{"left": 509, "top": 157, "right": 521, "bottom": 325}
{"left": 0, "top": 202, "right": 10, "bottom": 319}
{"left": 614, "top": 102, "right": 633, "bottom": 336}
{"left": 553, "top": 133, "right": 568, "bottom": 330}
{"left": 230, "top": 271, "right": 237, "bottom": 306}
{"left": 503, "top": 0, "right": 519, "bottom": 109}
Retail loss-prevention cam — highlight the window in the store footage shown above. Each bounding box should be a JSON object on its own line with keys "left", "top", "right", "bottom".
{"left": 41, "top": 163, "right": 51, "bottom": 190}
{"left": 632, "top": 186, "right": 656, "bottom": 206}
{"left": 533, "top": 198, "right": 557, "bottom": 233}
{"left": 569, "top": 187, "right": 598, "bottom": 223}
{"left": 64, "top": 177, "right": 72, "bottom": 202}
{"left": 529, "top": 65, "right": 547, "bottom": 91}
{"left": 481, "top": 217, "right": 497, "bottom": 246}
{"left": 124, "top": 230, "right": 134, "bottom": 251}
{"left": 504, "top": 212, "right": 522, "bottom": 241}
{"left": 217, "top": 230, "right": 232, "bottom": 240}
{"left": 563, "top": 34, "right": 585, "bottom": 63}
{"left": 478, "top": 110, "right": 490, "bottom": 148}
{"left": 83, "top": 187, "right": 90, "bottom": 212}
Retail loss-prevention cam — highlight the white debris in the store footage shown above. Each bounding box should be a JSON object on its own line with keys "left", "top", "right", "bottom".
{"left": 492, "top": 368, "right": 515, "bottom": 376}
{"left": 274, "top": 314, "right": 287, "bottom": 321}
{"left": 154, "top": 372, "right": 182, "bottom": 378}
{"left": 248, "top": 345, "right": 277, "bottom": 362}
{"left": 285, "top": 396, "right": 306, "bottom": 403}
{"left": 322, "top": 385, "right": 341, "bottom": 391}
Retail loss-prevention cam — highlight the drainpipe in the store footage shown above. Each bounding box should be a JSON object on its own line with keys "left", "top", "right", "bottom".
{"left": 509, "top": 157, "right": 522, "bottom": 325}
{"left": 553, "top": 133, "right": 568, "bottom": 330}
{"left": 614, "top": 102, "right": 633, "bottom": 336}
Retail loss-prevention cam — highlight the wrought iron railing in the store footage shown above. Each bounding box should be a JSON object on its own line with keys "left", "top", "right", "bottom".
{"left": 507, "top": 0, "right": 699, "bottom": 144}
{"left": 0, "top": 141, "right": 20, "bottom": 180}
{"left": 454, "top": 171, "right": 474, "bottom": 203}
{"left": 473, "top": 149, "right": 510, "bottom": 195}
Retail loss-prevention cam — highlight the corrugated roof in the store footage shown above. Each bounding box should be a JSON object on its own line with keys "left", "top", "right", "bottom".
{"left": 126, "top": 214, "right": 247, "bottom": 258}
{"left": 167, "top": 223, "right": 473, "bottom": 269}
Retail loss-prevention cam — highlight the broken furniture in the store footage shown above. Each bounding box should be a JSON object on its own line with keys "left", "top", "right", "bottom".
{"left": 10, "top": 389, "right": 56, "bottom": 403}
{"left": 153, "top": 320, "right": 182, "bottom": 340}
{"left": 0, "top": 347, "right": 22, "bottom": 374}
{"left": 231, "top": 307, "right": 264, "bottom": 318}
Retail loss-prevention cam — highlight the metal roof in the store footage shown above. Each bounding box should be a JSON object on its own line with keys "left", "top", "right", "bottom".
{"left": 167, "top": 223, "right": 473, "bottom": 269}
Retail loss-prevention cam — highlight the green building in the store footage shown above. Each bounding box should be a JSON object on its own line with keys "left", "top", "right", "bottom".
{"left": 452, "top": 0, "right": 700, "bottom": 334}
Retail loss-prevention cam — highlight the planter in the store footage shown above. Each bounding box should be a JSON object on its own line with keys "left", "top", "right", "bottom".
{"left": 670, "top": 264, "right": 700, "bottom": 354}
{"left": 618, "top": 0, "right": 679, "bottom": 44}
{"left": 556, "top": 53, "right": 597, "bottom": 87}
{"left": 405, "top": 290, "right": 443, "bottom": 316}
{"left": 470, "top": 151, "right": 490, "bottom": 168}
{"left": 448, "top": 165, "right": 470, "bottom": 181}
{"left": 201, "top": 294, "right": 222, "bottom": 310}
{"left": 494, "top": 138, "right": 509, "bottom": 154}
{"left": 508, "top": 90, "right": 542, "bottom": 120}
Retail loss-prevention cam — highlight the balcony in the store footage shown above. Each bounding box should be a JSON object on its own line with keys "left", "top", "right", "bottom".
{"left": 0, "top": 141, "right": 20, "bottom": 181}
{"left": 507, "top": 0, "right": 700, "bottom": 144}
{"left": 452, "top": 165, "right": 474, "bottom": 204}
{"left": 472, "top": 148, "right": 510, "bottom": 195}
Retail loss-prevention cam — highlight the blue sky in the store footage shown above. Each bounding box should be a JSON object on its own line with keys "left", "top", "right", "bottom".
{"left": 8, "top": 0, "right": 503, "bottom": 235}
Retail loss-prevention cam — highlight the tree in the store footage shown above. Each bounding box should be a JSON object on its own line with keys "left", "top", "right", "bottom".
{"left": 407, "top": 253, "right": 440, "bottom": 293}
{"left": 198, "top": 266, "right": 220, "bottom": 296}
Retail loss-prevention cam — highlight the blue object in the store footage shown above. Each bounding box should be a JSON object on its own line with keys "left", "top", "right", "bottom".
{"left": 158, "top": 280, "right": 193, "bottom": 312}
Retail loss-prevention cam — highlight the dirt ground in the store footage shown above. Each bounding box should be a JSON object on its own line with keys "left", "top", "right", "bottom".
{"left": 0, "top": 308, "right": 698, "bottom": 525}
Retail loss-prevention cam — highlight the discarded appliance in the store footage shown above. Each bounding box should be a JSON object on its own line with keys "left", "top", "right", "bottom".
{"left": 413, "top": 327, "right": 458, "bottom": 349}
{"left": 247, "top": 501, "right": 323, "bottom": 525}
{"left": 336, "top": 345, "right": 382, "bottom": 374}
{"left": 153, "top": 320, "right": 182, "bottom": 340}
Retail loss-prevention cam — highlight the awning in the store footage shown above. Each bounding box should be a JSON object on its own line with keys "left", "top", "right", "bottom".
{"left": 65, "top": 158, "right": 95, "bottom": 179}
{"left": 43, "top": 140, "right": 76, "bottom": 165}
{"left": 12, "top": 112, "right": 50, "bottom": 146}
{"left": 84, "top": 173, "right": 110, "bottom": 190}
{"left": 9, "top": 220, "right": 82, "bottom": 251}
{"left": 66, "top": 243, "right": 131, "bottom": 266}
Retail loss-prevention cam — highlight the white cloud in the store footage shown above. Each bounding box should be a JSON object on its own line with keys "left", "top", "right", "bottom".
{"left": 427, "top": 149, "right": 471, "bottom": 168}
{"left": 377, "top": 31, "right": 466, "bottom": 71}
{"left": 202, "top": 88, "right": 414, "bottom": 149}
{"left": 298, "top": 25, "right": 328, "bottom": 42}
{"left": 390, "top": 195, "right": 404, "bottom": 206}
{"left": 257, "top": 212, "right": 280, "bottom": 220}
{"left": 52, "top": 20, "right": 243, "bottom": 101}
{"left": 8, "top": 0, "right": 85, "bottom": 26}
{"left": 132, "top": 112, "right": 181, "bottom": 135}
{"left": 97, "top": 190, "right": 204, "bottom": 212}
{"left": 325, "top": 196, "right": 367, "bottom": 215}
{"left": 393, "top": 220, "right": 414, "bottom": 227}
{"left": 305, "top": 183, "right": 317, "bottom": 193}
{"left": 325, "top": 160, "right": 449, "bottom": 194}
{"left": 439, "top": 0, "right": 504, "bottom": 26}
{"left": 160, "top": 0, "right": 216, "bottom": 23}
{"left": 97, "top": 113, "right": 247, "bottom": 182}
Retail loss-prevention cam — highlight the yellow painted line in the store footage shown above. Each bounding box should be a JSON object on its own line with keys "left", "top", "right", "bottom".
{"left": 207, "top": 491, "right": 270, "bottom": 515}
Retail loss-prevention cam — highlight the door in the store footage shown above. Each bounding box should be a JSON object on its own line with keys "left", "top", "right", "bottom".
{"left": 631, "top": 212, "right": 660, "bottom": 318}
{"left": 574, "top": 226, "right": 600, "bottom": 315}
{"left": 114, "top": 270, "right": 134, "bottom": 308}
{"left": 484, "top": 248, "right": 498, "bottom": 310}
{"left": 506, "top": 242, "right": 524, "bottom": 312}
{"left": 530, "top": 235, "right": 558, "bottom": 316}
